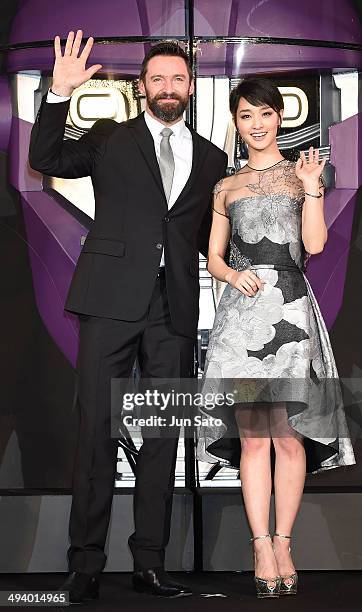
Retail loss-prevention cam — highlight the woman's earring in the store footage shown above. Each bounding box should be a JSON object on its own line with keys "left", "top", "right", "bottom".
{"left": 236, "top": 132, "right": 247, "bottom": 160}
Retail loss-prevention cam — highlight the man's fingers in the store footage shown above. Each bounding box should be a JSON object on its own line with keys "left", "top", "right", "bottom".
{"left": 54, "top": 36, "right": 62, "bottom": 58}
{"left": 71, "top": 29, "right": 83, "bottom": 57}
{"left": 64, "top": 31, "right": 75, "bottom": 56}
{"left": 85, "top": 64, "right": 103, "bottom": 80}
{"left": 300, "top": 150, "right": 306, "bottom": 165}
{"left": 80, "top": 36, "right": 94, "bottom": 60}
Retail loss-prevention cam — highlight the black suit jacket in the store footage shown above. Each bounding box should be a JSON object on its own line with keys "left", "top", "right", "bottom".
{"left": 29, "top": 96, "right": 227, "bottom": 338}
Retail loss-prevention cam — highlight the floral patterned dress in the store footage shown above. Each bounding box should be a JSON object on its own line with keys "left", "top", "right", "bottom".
{"left": 198, "top": 159, "right": 355, "bottom": 473}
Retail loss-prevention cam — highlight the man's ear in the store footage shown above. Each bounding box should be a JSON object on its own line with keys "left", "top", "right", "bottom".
{"left": 189, "top": 78, "right": 195, "bottom": 96}
{"left": 138, "top": 78, "right": 145, "bottom": 96}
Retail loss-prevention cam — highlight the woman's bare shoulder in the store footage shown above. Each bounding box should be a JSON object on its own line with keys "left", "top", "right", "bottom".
{"left": 213, "top": 172, "right": 239, "bottom": 194}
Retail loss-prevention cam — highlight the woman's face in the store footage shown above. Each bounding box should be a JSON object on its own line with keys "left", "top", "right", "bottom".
{"left": 235, "top": 96, "right": 283, "bottom": 151}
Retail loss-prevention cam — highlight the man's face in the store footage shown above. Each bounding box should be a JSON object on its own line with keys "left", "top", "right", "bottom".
{"left": 139, "top": 55, "right": 194, "bottom": 123}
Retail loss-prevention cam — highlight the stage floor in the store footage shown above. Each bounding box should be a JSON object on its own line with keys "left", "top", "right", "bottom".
{"left": 0, "top": 571, "right": 361, "bottom": 611}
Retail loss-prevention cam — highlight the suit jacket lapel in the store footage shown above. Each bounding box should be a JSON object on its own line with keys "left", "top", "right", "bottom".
{"left": 127, "top": 113, "right": 167, "bottom": 207}
{"left": 169, "top": 127, "right": 206, "bottom": 210}
{"left": 126, "top": 114, "right": 207, "bottom": 211}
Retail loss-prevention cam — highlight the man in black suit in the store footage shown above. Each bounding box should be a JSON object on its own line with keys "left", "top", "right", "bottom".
{"left": 29, "top": 30, "right": 227, "bottom": 602}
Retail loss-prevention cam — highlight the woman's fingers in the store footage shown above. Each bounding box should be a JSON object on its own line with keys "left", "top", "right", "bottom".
{"left": 247, "top": 271, "right": 264, "bottom": 289}
{"left": 243, "top": 279, "right": 257, "bottom": 293}
{"left": 300, "top": 147, "right": 326, "bottom": 170}
{"left": 236, "top": 273, "right": 263, "bottom": 296}
{"left": 240, "top": 274, "right": 256, "bottom": 292}
{"left": 235, "top": 277, "right": 253, "bottom": 296}
{"left": 239, "top": 284, "right": 254, "bottom": 297}
{"left": 231, "top": 270, "right": 265, "bottom": 297}
{"left": 252, "top": 275, "right": 264, "bottom": 290}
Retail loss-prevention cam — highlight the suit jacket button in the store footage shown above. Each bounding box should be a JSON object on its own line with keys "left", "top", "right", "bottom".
{"left": 164, "top": 216, "right": 170, "bottom": 222}
{"left": 156, "top": 243, "right": 163, "bottom": 249}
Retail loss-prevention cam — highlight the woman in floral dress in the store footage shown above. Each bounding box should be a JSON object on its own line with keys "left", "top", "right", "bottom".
{"left": 198, "top": 78, "right": 355, "bottom": 598}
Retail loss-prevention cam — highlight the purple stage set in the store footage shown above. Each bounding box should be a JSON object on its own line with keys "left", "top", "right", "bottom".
{"left": 1, "top": 0, "right": 362, "bottom": 575}
{"left": 1, "top": 0, "right": 361, "bottom": 370}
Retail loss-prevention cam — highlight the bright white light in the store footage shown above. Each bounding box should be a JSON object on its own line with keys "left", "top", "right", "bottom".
{"left": 50, "top": 176, "right": 95, "bottom": 219}
{"left": 196, "top": 78, "right": 214, "bottom": 140}
{"left": 78, "top": 95, "right": 116, "bottom": 119}
{"left": 279, "top": 87, "right": 309, "bottom": 128}
{"left": 69, "top": 87, "right": 128, "bottom": 129}
{"left": 333, "top": 72, "right": 358, "bottom": 121}
{"left": 12, "top": 72, "right": 41, "bottom": 122}
{"left": 235, "top": 43, "right": 246, "bottom": 73}
{"left": 196, "top": 77, "right": 235, "bottom": 165}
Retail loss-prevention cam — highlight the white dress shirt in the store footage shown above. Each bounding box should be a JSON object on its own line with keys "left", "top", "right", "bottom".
{"left": 143, "top": 110, "right": 192, "bottom": 207}
{"left": 47, "top": 90, "right": 71, "bottom": 104}
{"left": 46, "top": 91, "right": 193, "bottom": 265}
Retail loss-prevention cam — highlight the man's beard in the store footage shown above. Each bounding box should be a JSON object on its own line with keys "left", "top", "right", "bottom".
{"left": 147, "top": 91, "right": 189, "bottom": 122}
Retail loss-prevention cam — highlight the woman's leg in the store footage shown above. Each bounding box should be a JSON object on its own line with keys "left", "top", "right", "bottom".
{"left": 270, "top": 404, "right": 306, "bottom": 581}
{"left": 236, "top": 406, "right": 278, "bottom": 582}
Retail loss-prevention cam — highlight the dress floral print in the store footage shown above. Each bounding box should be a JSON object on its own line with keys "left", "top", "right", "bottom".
{"left": 198, "top": 160, "right": 355, "bottom": 473}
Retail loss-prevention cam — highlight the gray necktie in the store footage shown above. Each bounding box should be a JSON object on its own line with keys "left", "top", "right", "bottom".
{"left": 159, "top": 128, "right": 175, "bottom": 202}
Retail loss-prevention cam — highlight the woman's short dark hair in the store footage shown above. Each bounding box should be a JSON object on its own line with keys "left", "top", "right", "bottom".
{"left": 140, "top": 41, "right": 193, "bottom": 82}
{"left": 230, "top": 77, "right": 284, "bottom": 123}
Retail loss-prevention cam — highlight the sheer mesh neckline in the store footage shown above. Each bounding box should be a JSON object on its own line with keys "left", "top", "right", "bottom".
{"left": 212, "top": 159, "right": 305, "bottom": 218}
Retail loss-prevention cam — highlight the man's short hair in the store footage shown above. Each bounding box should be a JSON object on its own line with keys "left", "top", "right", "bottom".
{"left": 140, "top": 41, "right": 193, "bottom": 82}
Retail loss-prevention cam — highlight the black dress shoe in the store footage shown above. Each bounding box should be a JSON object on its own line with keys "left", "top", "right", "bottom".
{"left": 132, "top": 568, "right": 192, "bottom": 597}
{"left": 60, "top": 571, "right": 99, "bottom": 604}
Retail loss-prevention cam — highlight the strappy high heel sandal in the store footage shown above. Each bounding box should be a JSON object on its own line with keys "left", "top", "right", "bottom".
{"left": 250, "top": 534, "right": 281, "bottom": 598}
{"left": 273, "top": 533, "right": 298, "bottom": 595}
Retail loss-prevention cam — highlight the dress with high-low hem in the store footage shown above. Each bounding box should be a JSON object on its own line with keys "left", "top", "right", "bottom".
{"left": 198, "top": 159, "right": 355, "bottom": 474}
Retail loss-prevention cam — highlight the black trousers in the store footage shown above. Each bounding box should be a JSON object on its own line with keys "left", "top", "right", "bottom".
{"left": 67, "top": 273, "right": 194, "bottom": 574}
